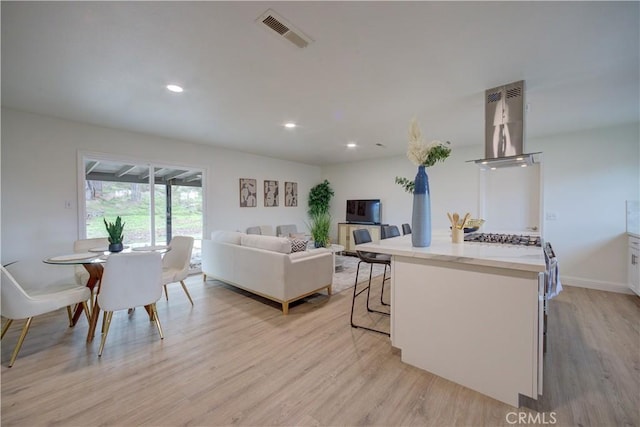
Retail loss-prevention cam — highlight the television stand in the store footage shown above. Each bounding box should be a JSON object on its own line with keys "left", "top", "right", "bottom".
{"left": 337, "top": 222, "right": 387, "bottom": 253}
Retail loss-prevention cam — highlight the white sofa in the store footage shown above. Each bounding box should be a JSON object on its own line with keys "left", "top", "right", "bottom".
{"left": 202, "top": 231, "right": 333, "bottom": 314}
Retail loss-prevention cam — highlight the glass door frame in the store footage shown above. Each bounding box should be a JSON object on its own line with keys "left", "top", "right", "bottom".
{"left": 76, "top": 150, "right": 207, "bottom": 245}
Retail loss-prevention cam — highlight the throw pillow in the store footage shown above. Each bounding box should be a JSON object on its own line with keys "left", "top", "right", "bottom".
{"left": 290, "top": 238, "right": 308, "bottom": 253}
{"left": 289, "top": 232, "right": 306, "bottom": 240}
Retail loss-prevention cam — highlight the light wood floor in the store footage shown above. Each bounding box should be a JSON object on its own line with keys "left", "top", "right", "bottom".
{"left": 1, "top": 275, "right": 639, "bottom": 426}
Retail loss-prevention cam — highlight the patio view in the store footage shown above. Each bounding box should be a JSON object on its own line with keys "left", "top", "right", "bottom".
{"left": 84, "top": 163, "right": 203, "bottom": 270}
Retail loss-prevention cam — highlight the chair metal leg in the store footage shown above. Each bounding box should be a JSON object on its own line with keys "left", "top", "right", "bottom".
{"left": 9, "top": 317, "right": 33, "bottom": 367}
{"left": 82, "top": 301, "right": 91, "bottom": 323}
{"left": 180, "top": 280, "right": 194, "bottom": 306}
{"left": 1, "top": 319, "right": 14, "bottom": 339}
{"left": 144, "top": 305, "right": 154, "bottom": 321}
{"left": 66, "top": 306, "right": 73, "bottom": 327}
{"left": 98, "top": 311, "right": 113, "bottom": 357}
{"left": 101, "top": 310, "right": 107, "bottom": 333}
{"left": 380, "top": 264, "right": 390, "bottom": 306}
{"left": 365, "top": 265, "right": 390, "bottom": 316}
{"left": 163, "top": 285, "right": 169, "bottom": 301}
{"left": 350, "top": 261, "right": 390, "bottom": 336}
{"left": 350, "top": 261, "right": 364, "bottom": 328}
{"left": 151, "top": 304, "right": 164, "bottom": 339}
{"left": 365, "top": 264, "right": 374, "bottom": 312}
{"left": 68, "top": 303, "right": 91, "bottom": 326}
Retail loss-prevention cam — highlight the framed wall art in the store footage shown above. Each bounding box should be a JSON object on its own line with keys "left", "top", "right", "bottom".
{"left": 284, "top": 182, "right": 298, "bottom": 207}
{"left": 239, "top": 178, "right": 257, "bottom": 207}
{"left": 264, "top": 180, "right": 279, "bottom": 207}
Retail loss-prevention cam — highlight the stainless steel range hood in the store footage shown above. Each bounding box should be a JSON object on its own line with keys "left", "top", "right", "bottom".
{"left": 470, "top": 80, "right": 540, "bottom": 169}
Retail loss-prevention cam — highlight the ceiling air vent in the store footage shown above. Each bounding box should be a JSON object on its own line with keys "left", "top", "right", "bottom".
{"left": 257, "top": 9, "right": 313, "bottom": 49}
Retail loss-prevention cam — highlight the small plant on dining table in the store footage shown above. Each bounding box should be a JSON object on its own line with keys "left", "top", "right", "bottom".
{"left": 104, "top": 216, "right": 125, "bottom": 252}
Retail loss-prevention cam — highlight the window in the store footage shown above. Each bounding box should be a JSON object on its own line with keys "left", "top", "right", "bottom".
{"left": 81, "top": 156, "right": 204, "bottom": 271}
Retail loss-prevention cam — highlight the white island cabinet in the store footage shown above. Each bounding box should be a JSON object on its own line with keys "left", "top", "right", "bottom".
{"left": 356, "top": 232, "right": 546, "bottom": 407}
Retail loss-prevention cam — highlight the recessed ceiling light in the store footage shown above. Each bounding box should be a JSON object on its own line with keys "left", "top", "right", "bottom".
{"left": 166, "top": 84, "right": 183, "bottom": 93}
{"left": 521, "top": 164, "right": 528, "bottom": 167}
{"left": 347, "top": 142, "right": 357, "bottom": 148}
{"left": 490, "top": 167, "right": 497, "bottom": 170}
{"left": 284, "top": 122, "right": 296, "bottom": 128}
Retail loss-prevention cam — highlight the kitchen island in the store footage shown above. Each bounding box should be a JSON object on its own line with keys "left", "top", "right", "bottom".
{"left": 356, "top": 231, "right": 546, "bottom": 407}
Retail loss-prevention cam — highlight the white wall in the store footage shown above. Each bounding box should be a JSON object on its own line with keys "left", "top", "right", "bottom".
{"left": 323, "top": 122, "right": 640, "bottom": 292}
{"left": 322, "top": 145, "right": 483, "bottom": 239}
{"left": 1, "top": 108, "right": 321, "bottom": 264}
{"left": 528, "top": 123, "right": 639, "bottom": 291}
{"left": 3, "top": 108, "right": 638, "bottom": 291}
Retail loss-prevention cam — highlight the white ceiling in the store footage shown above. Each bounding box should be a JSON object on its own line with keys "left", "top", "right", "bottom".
{"left": 2, "top": 1, "right": 638, "bottom": 166}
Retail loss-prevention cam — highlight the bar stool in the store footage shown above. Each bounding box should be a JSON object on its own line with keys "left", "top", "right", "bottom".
{"left": 382, "top": 225, "right": 401, "bottom": 239}
{"left": 379, "top": 225, "right": 400, "bottom": 306}
{"left": 350, "top": 229, "right": 390, "bottom": 336}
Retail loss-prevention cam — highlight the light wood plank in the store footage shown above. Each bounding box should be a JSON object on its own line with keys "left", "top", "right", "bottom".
{"left": 1, "top": 275, "right": 638, "bottom": 426}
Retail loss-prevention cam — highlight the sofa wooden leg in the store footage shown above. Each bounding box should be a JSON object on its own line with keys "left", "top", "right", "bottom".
{"left": 327, "top": 284, "right": 332, "bottom": 295}
{"left": 282, "top": 301, "right": 289, "bottom": 315}
{"left": 202, "top": 274, "right": 207, "bottom": 282}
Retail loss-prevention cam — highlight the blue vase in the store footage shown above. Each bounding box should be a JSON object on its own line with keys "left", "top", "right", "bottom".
{"left": 411, "top": 165, "right": 431, "bottom": 247}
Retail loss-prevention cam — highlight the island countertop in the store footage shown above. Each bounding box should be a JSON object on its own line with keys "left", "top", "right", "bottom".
{"left": 355, "top": 231, "right": 546, "bottom": 273}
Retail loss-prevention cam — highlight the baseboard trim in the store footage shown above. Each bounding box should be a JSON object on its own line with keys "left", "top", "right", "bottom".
{"left": 562, "top": 276, "right": 634, "bottom": 295}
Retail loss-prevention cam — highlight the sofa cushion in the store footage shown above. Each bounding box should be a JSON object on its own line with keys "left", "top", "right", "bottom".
{"left": 276, "top": 224, "right": 298, "bottom": 237}
{"left": 259, "top": 225, "right": 275, "bottom": 236}
{"left": 241, "top": 234, "right": 292, "bottom": 254}
{"left": 211, "top": 230, "right": 244, "bottom": 245}
{"left": 289, "top": 238, "right": 308, "bottom": 253}
{"left": 246, "top": 226, "right": 261, "bottom": 235}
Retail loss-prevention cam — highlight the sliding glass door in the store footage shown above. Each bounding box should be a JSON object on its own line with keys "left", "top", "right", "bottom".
{"left": 82, "top": 156, "right": 203, "bottom": 270}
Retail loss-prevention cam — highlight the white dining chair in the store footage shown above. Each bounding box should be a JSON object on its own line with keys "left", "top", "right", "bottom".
{"left": 73, "top": 237, "right": 109, "bottom": 285}
{"left": 161, "top": 236, "right": 194, "bottom": 305}
{"left": 1, "top": 264, "right": 91, "bottom": 367}
{"left": 96, "top": 252, "right": 163, "bottom": 357}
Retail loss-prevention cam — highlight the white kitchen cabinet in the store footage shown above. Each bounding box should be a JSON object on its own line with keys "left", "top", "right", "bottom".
{"left": 358, "top": 233, "right": 547, "bottom": 407}
{"left": 337, "top": 223, "right": 381, "bottom": 252}
{"left": 629, "top": 236, "right": 640, "bottom": 296}
{"left": 392, "top": 259, "right": 543, "bottom": 406}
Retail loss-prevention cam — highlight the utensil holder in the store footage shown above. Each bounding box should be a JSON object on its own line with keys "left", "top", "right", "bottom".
{"left": 452, "top": 228, "right": 464, "bottom": 244}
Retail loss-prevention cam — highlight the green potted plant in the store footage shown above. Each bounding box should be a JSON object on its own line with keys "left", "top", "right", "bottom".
{"left": 103, "top": 216, "right": 125, "bottom": 253}
{"left": 308, "top": 211, "right": 332, "bottom": 248}
{"left": 308, "top": 179, "right": 334, "bottom": 216}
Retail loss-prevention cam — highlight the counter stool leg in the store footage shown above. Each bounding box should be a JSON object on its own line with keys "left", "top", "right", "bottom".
{"left": 380, "top": 264, "right": 390, "bottom": 306}
{"left": 350, "top": 261, "right": 390, "bottom": 336}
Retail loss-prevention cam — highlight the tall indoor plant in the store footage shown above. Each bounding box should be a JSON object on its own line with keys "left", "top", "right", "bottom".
{"left": 308, "top": 179, "right": 334, "bottom": 216}
{"left": 307, "top": 180, "right": 334, "bottom": 247}
{"left": 308, "top": 211, "right": 332, "bottom": 248}
{"left": 103, "top": 216, "right": 125, "bottom": 253}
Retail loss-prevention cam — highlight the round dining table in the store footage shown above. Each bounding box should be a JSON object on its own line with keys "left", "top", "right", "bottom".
{"left": 43, "top": 245, "right": 169, "bottom": 342}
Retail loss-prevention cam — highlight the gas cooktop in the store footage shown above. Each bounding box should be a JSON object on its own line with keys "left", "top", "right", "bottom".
{"left": 464, "top": 232, "right": 542, "bottom": 247}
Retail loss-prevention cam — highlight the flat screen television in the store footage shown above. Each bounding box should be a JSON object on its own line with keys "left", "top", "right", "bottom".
{"left": 346, "top": 199, "right": 381, "bottom": 224}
